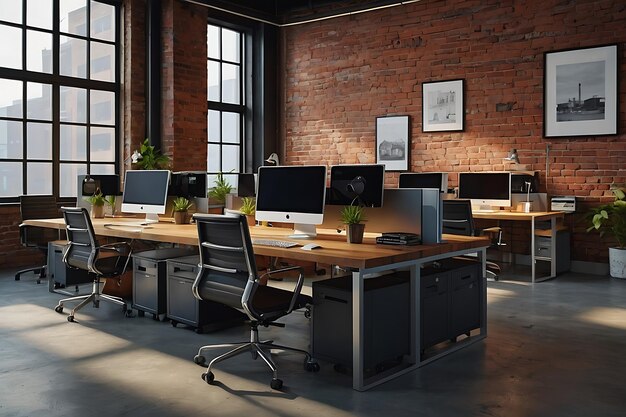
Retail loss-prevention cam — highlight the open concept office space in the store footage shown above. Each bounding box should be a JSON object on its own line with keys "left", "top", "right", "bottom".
{"left": 1, "top": 1, "right": 625, "bottom": 416}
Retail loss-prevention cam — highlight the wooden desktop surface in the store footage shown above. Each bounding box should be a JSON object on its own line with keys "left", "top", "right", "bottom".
{"left": 472, "top": 210, "right": 564, "bottom": 222}
{"left": 23, "top": 217, "right": 489, "bottom": 270}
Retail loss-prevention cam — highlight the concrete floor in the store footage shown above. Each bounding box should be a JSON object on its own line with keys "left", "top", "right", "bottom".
{"left": 1, "top": 267, "right": 626, "bottom": 417}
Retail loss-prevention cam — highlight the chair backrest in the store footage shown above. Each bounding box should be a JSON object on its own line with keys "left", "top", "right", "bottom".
{"left": 61, "top": 207, "right": 99, "bottom": 272}
{"left": 442, "top": 199, "right": 475, "bottom": 236}
{"left": 19, "top": 195, "right": 60, "bottom": 247}
{"left": 191, "top": 213, "right": 258, "bottom": 319}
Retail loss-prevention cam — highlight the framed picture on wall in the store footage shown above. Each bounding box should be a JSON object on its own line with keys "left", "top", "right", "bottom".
{"left": 544, "top": 44, "right": 618, "bottom": 137}
{"left": 422, "top": 79, "right": 464, "bottom": 132}
{"left": 376, "top": 115, "right": 410, "bottom": 171}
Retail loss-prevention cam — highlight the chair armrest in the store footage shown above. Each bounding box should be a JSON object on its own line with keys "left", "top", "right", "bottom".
{"left": 259, "top": 265, "right": 305, "bottom": 313}
{"left": 99, "top": 241, "right": 132, "bottom": 256}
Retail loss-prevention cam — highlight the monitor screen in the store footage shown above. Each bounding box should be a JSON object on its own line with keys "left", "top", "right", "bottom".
{"left": 79, "top": 174, "right": 120, "bottom": 196}
{"left": 458, "top": 172, "right": 512, "bottom": 212}
{"left": 121, "top": 170, "right": 171, "bottom": 223}
{"left": 327, "top": 164, "right": 384, "bottom": 207}
{"left": 398, "top": 172, "right": 448, "bottom": 192}
{"left": 169, "top": 171, "right": 207, "bottom": 198}
{"left": 255, "top": 165, "right": 327, "bottom": 238}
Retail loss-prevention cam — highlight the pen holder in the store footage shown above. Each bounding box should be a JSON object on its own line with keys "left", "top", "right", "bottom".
{"left": 517, "top": 202, "right": 533, "bottom": 213}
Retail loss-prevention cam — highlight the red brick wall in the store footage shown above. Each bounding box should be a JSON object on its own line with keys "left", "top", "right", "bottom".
{"left": 281, "top": 0, "right": 626, "bottom": 263}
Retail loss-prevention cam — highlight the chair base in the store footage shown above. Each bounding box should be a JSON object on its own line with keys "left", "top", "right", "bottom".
{"left": 15, "top": 265, "right": 46, "bottom": 284}
{"left": 55, "top": 279, "right": 129, "bottom": 321}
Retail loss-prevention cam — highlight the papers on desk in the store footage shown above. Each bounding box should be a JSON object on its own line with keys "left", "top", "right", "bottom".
{"left": 103, "top": 222, "right": 153, "bottom": 232}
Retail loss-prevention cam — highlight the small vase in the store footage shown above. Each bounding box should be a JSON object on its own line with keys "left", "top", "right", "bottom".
{"left": 246, "top": 215, "right": 256, "bottom": 227}
{"left": 91, "top": 204, "right": 104, "bottom": 219}
{"left": 173, "top": 211, "right": 187, "bottom": 224}
{"left": 346, "top": 223, "right": 365, "bottom": 244}
{"left": 609, "top": 247, "right": 626, "bottom": 279}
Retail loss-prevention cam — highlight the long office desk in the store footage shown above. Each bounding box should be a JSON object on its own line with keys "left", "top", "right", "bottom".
{"left": 24, "top": 217, "right": 489, "bottom": 391}
{"left": 473, "top": 211, "right": 565, "bottom": 283}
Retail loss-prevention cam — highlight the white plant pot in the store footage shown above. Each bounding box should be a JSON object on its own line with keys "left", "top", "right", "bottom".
{"left": 608, "top": 247, "right": 626, "bottom": 279}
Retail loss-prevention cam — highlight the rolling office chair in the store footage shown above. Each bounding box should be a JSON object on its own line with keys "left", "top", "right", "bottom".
{"left": 15, "top": 195, "right": 61, "bottom": 283}
{"left": 54, "top": 207, "right": 132, "bottom": 322}
{"left": 442, "top": 199, "right": 503, "bottom": 280}
{"left": 191, "top": 213, "right": 319, "bottom": 390}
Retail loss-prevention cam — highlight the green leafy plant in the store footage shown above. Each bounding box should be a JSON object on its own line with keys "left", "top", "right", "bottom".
{"left": 104, "top": 195, "right": 116, "bottom": 207}
{"left": 133, "top": 138, "right": 170, "bottom": 170}
{"left": 172, "top": 196, "right": 193, "bottom": 212}
{"left": 340, "top": 205, "right": 365, "bottom": 225}
{"left": 85, "top": 190, "right": 106, "bottom": 207}
{"left": 239, "top": 197, "right": 256, "bottom": 215}
{"left": 587, "top": 185, "right": 626, "bottom": 249}
{"left": 208, "top": 172, "right": 233, "bottom": 204}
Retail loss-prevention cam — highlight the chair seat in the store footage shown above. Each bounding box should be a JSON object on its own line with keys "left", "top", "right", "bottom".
{"left": 252, "top": 285, "right": 312, "bottom": 322}
{"left": 94, "top": 256, "right": 129, "bottom": 278}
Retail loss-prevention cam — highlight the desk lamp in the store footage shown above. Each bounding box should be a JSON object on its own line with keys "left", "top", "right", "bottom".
{"left": 504, "top": 148, "right": 520, "bottom": 164}
{"left": 265, "top": 153, "right": 280, "bottom": 166}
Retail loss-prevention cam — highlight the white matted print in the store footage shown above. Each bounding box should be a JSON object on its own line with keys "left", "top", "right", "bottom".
{"left": 376, "top": 115, "right": 410, "bottom": 171}
{"left": 422, "top": 79, "right": 464, "bottom": 132}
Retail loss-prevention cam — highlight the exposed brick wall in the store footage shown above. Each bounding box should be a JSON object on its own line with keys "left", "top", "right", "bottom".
{"left": 282, "top": 0, "right": 626, "bottom": 263}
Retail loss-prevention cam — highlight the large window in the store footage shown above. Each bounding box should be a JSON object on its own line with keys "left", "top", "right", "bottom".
{"left": 0, "top": 0, "right": 119, "bottom": 201}
{"left": 207, "top": 23, "right": 244, "bottom": 186}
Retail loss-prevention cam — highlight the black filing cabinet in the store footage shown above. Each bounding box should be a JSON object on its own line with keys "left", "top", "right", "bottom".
{"left": 132, "top": 248, "right": 196, "bottom": 319}
{"left": 420, "top": 266, "right": 450, "bottom": 349}
{"left": 312, "top": 273, "right": 410, "bottom": 373}
{"left": 47, "top": 240, "right": 93, "bottom": 291}
{"left": 166, "top": 255, "right": 245, "bottom": 333}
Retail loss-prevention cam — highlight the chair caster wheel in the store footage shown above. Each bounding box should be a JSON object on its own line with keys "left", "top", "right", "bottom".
{"left": 171, "top": 320, "right": 178, "bottom": 327}
{"left": 124, "top": 310, "right": 134, "bottom": 318}
{"left": 304, "top": 309, "right": 311, "bottom": 319}
{"left": 201, "top": 371, "right": 214, "bottom": 384}
{"left": 54, "top": 305, "right": 63, "bottom": 313}
{"left": 67, "top": 315, "right": 75, "bottom": 322}
{"left": 193, "top": 355, "right": 206, "bottom": 366}
{"left": 270, "top": 378, "right": 283, "bottom": 390}
{"left": 304, "top": 359, "right": 320, "bottom": 372}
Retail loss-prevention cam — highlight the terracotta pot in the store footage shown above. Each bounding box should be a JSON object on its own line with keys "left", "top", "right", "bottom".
{"left": 173, "top": 211, "right": 187, "bottom": 224}
{"left": 346, "top": 223, "right": 365, "bottom": 244}
{"left": 246, "top": 215, "right": 256, "bottom": 227}
{"left": 91, "top": 204, "right": 104, "bottom": 219}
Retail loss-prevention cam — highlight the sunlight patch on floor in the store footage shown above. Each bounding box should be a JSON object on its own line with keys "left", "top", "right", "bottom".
{"left": 577, "top": 307, "right": 626, "bottom": 330}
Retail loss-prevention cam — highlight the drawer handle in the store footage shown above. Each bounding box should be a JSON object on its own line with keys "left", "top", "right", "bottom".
{"left": 323, "top": 295, "right": 347, "bottom": 304}
{"left": 178, "top": 280, "right": 187, "bottom": 285}
{"left": 460, "top": 274, "right": 471, "bottom": 281}
{"left": 174, "top": 266, "right": 193, "bottom": 273}
{"left": 137, "top": 265, "right": 146, "bottom": 272}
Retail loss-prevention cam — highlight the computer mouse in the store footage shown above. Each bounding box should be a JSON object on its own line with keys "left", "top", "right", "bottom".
{"left": 301, "top": 243, "right": 321, "bottom": 251}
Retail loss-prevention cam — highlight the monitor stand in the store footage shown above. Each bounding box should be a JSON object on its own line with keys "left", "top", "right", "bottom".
{"left": 473, "top": 204, "right": 498, "bottom": 213}
{"left": 143, "top": 213, "right": 160, "bottom": 224}
{"left": 289, "top": 223, "right": 317, "bottom": 239}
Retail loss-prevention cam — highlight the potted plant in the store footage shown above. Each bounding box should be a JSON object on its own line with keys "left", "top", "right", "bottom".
{"left": 341, "top": 205, "right": 365, "bottom": 244}
{"left": 104, "top": 195, "right": 117, "bottom": 217}
{"left": 208, "top": 172, "right": 233, "bottom": 207}
{"left": 132, "top": 138, "right": 170, "bottom": 170}
{"left": 239, "top": 196, "right": 256, "bottom": 227}
{"left": 587, "top": 185, "right": 626, "bottom": 278}
{"left": 86, "top": 190, "right": 106, "bottom": 219}
{"left": 172, "top": 197, "right": 193, "bottom": 224}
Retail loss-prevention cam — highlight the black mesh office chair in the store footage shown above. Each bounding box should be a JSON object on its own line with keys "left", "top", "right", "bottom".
{"left": 54, "top": 207, "right": 132, "bottom": 322}
{"left": 442, "top": 199, "right": 502, "bottom": 280}
{"left": 191, "top": 213, "right": 319, "bottom": 390}
{"left": 15, "top": 195, "right": 61, "bottom": 283}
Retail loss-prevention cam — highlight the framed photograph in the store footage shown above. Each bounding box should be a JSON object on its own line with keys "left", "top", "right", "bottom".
{"left": 544, "top": 44, "right": 618, "bottom": 137}
{"left": 422, "top": 79, "right": 464, "bottom": 132}
{"left": 376, "top": 115, "right": 410, "bottom": 171}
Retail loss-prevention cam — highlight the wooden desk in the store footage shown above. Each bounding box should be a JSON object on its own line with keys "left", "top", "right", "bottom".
{"left": 25, "top": 216, "right": 490, "bottom": 391}
{"left": 473, "top": 211, "right": 565, "bottom": 283}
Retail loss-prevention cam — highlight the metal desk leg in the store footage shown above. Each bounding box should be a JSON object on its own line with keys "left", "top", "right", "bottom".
{"left": 352, "top": 269, "right": 364, "bottom": 391}
{"left": 531, "top": 217, "right": 536, "bottom": 284}
{"left": 550, "top": 216, "right": 557, "bottom": 278}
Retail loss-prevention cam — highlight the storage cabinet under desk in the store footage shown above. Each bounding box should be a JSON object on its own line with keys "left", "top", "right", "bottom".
{"left": 47, "top": 240, "right": 93, "bottom": 292}
{"left": 534, "top": 228, "right": 571, "bottom": 275}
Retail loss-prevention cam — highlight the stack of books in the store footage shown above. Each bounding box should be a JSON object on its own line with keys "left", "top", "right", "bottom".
{"left": 376, "top": 232, "right": 421, "bottom": 246}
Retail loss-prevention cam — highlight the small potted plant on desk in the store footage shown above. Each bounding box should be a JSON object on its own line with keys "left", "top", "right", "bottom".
{"left": 86, "top": 190, "right": 106, "bottom": 219}
{"left": 208, "top": 172, "right": 233, "bottom": 213}
{"left": 172, "top": 197, "right": 193, "bottom": 224}
{"left": 341, "top": 205, "right": 365, "bottom": 244}
{"left": 239, "top": 197, "right": 256, "bottom": 227}
{"left": 587, "top": 185, "right": 626, "bottom": 278}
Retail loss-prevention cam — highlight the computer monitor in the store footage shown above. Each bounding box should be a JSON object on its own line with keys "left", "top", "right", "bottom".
{"left": 237, "top": 173, "right": 256, "bottom": 197}
{"left": 398, "top": 172, "right": 448, "bottom": 192}
{"left": 169, "top": 171, "right": 207, "bottom": 198}
{"left": 327, "top": 164, "right": 385, "bottom": 207}
{"left": 121, "top": 170, "right": 171, "bottom": 223}
{"left": 79, "top": 174, "right": 120, "bottom": 196}
{"left": 255, "top": 165, "right": 327, "bottom": 238}
{"left": 458, "top": 172, "right": 512, "bottom": 212}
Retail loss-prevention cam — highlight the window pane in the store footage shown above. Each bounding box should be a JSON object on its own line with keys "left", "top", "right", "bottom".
{"left": 27, "top": 122, "right": 52, "bottom": 159}
{"left": 207, "top": 144, "right": 220, "bottom": 172}
{"left": 0, "top": 120, "right": 23, "bottom": 159}
{"left": 222, "top": 112, "right": 240, "bottom": 144}
{"left": 60, "top": 124, "right": 86, "bottom": 160}
{"left": 60, "top": 36, "right": 87, "bottom": 78}
{"left": 90, "top": 1, "right": 115, "bottom": 42}
{"left": 60, "top": 0, "right": 87, "bottom": 36}
{"left": 60, "top": 86, "right": 87, "bottom": 123}
{"left": 90, "top": 41, "right": 115, "bottom": 82}
{"left": 207, "top": 110, "right": 220, "bottom": 142}
{"left": 0, "top": 25, "right": 22, "bottom": 69}
{"left": 222, "top": 63, "right": 240, "bottom": 105}
{"left": 208, "top": 61, "right": 220, "bottom": 102}
{"left": 27, "top": 82, "right": 52, "bottom": 121}
{"left": 27, "top": 30, "right": 53, "bottom": 73}
{"left": 27, "top": 162, "right": 52, "bottom": 194}
{"left": 90, "top": 89, "right": 114, "bottom": 125}
{"left": 90, "top": 126, "right": 114, "bottom": 161}
{"left": 222, "top": 145, "right": 240, "bottom": 172}
{"left": 207, "top": 25, "right": 219, "bottom": 59}
{"left": 90, "top": 163, "right": 114, "bottom": 175}
{"left": 27, "top": 0, "right": 52, "bottom": 30}
{"left": 0, "top": 162, "right": 22, "bottom": 197}
{"left": 0, "top": 79, "right": 23, "bottom": 118}
{"left": 222, "top": 29, "right": 240, "bottom": 63}
{"left": 59, "top": 163, "right": 86, "bottom": 197}
{"left": 0, "top": 1, "right": 22, "bottom": 24}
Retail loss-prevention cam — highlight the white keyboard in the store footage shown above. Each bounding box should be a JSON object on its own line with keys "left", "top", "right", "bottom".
{"left": 252, "top": 239, "right": 298, "bottom": 248}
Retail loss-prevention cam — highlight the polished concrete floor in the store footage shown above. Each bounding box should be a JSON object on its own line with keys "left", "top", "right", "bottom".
{"left": 1, "top": 266, "right": 625, "bottom": 417}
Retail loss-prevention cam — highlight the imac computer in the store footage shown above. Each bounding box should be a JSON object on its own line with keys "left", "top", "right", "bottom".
{"left": 121, "top": 170, "right": 171, "bottom": 223}
{"left": 255, "top": 165, "right": 327, "bottom": 238}
{"left": 398, "top": 172, "right": 448, "bottom": 192}
{"left": 169, "top": 171, "right": 207, "bottom": 198}
{"left": 327, "top": 164, "right": 385, "bottom": 207}
{"left": 458, "top": 172, "right": 512, "bottom": 212}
